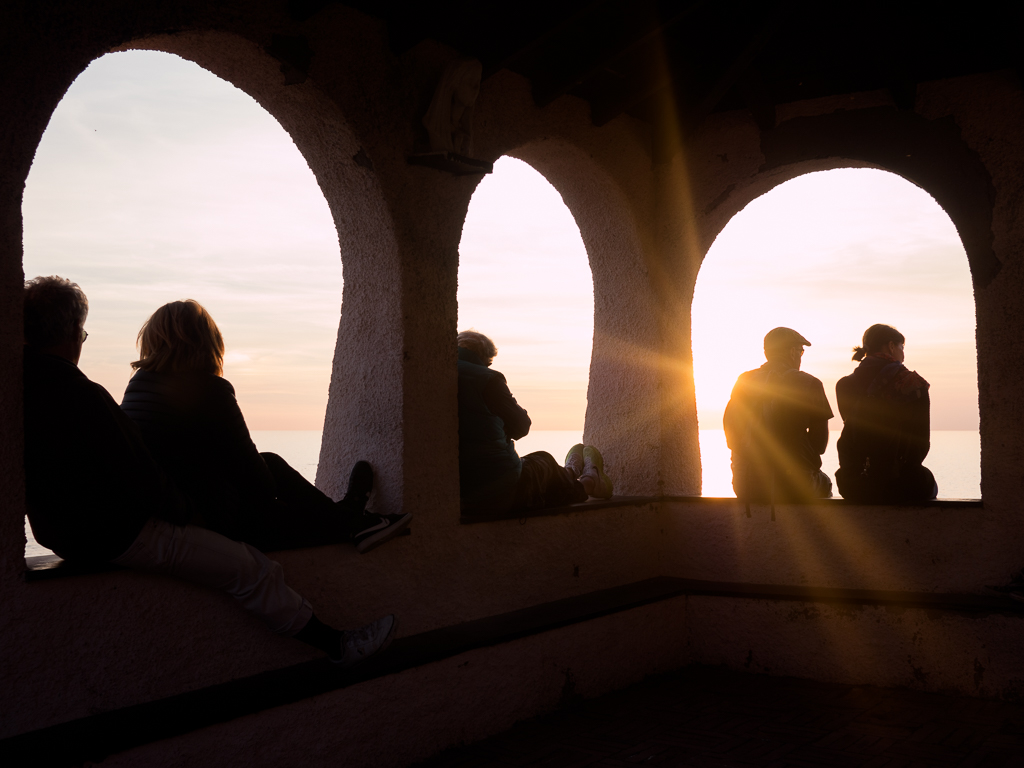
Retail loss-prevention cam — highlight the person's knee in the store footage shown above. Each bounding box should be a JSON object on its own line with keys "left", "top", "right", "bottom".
{"left": 260, "top": 452, "right": 285, "bottom": 470}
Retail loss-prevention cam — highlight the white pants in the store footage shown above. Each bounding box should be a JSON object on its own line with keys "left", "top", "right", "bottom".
{"left": 113, "top": 517, "right": 313, "bottom": 636}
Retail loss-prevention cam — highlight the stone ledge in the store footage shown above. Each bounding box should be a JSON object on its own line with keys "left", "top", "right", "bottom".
{"left": 460, "top": 495, "right": 983, "bottom": 523}
{"left": 23, "top": 528, "right": 413, "bottom": 583}
{"left": 3, "top": 575, "right": 1021, "bottom": 765}
{"left": 459, "top": 495, "right": 658, "bottom": 523}
{"left": 0, "top": 576, "right": 691, "bottom": 766}
{"left": 676, "top": 577, "right": 1020, "bottom": 615}
{"left": 25, "top": 495, "right": 983, "bottom": 579}
{"left": 664, "top": 496, "right": 984, "bottom": 509}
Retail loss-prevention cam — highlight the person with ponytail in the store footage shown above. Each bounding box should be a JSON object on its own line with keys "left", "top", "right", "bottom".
{"left": 835, "top": 324, "right": 937, "bottom": 502}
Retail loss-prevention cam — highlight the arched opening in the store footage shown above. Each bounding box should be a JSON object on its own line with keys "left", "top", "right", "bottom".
{"left": 692, "top": 168, "right": 979, "bottom": 499}
{"left": 21, "top": 50, "right": 343, "bottom": 555}
{"left": 457, "top": 156, "right": 595, "bottom": 465}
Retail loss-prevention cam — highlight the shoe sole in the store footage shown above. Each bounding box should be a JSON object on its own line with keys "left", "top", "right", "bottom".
{"left": 355, "top": 512, "right": 413, "bottom": 554}
{"left": 333, "top": 615, "right": 398, "bottom": 668}
{"left": 377, "top": 614, "right": 397, "bottom": 656}
{"left": 564, "top": 443, "right": 585, "bottom": 477}
{"left": 583, "top": 446, "right": 614, "bottom": 499}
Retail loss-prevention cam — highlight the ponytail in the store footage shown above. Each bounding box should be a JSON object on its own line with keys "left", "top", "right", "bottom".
{"left": 853, "top": 324, "right": 905, "bottom": 361}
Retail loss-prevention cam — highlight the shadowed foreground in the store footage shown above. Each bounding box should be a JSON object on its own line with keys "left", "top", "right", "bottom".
{"left": 416, "top": 665, "right": 1024, "bottom": 767}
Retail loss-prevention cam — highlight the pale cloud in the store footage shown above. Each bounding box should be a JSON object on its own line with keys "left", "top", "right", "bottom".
{"left": 23, "top": 51, "right": 342, "bottom": 430}
{"left": 692, "top": 168, "right": 978, "bottom": 431}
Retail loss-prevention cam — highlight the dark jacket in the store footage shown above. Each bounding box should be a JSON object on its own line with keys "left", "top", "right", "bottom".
{"left": 836, "top": 355, "right": 930, "bottom": 485}
{"left": 121, "top": 369, "right": 274, "bottom": 538}
{"left": 723, "top": 362, "right": 833, "bottom": 501}
{"left": 457, "top": 347, "right": 529, "bottom": 507}
{"left": 22, "top": 348, "right": 191, "bottom": 562}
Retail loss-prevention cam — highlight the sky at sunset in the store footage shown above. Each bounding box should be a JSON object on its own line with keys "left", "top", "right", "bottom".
{"left": 22, "top": 51, "right": 979, "bottom": 437}
{"left": 692, "top": 169, "right": 978, "bottom": 431}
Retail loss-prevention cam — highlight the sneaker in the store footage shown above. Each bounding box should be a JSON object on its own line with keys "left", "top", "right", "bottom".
{"left": 352, "top": 511, "right": 413, "bottom": 554}
{"left": 581, "top": 445, "right": 614, "bottom": 499}
{"left": 332, "top": 614, "right": 397, "bottom": 668}
{"left": 342, "top": 460, "right": 374, "bottom": 514}
{"left": 564, "top": 443, "right": 585, "bottom": 479}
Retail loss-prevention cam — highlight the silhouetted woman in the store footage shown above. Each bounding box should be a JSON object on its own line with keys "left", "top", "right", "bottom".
{"left": 835, "top": 324, "right": 937, "bottom": 502}
{"left": 456, "top": 330, "right": 612, "bottom": 515}
{"left": 121, "top": 300, "right": 411, "bottom": 552}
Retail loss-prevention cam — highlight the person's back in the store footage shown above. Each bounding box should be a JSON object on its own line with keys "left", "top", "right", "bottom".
{"left": 457, "top": 345, "right": 525, "bottom": 509}
{"left": 723, "top": 328, "right": 833, "bottom": 503}
{"left": 835, "top": 324, "right": 935, "bottom": 502}
{"left": 455, "top": 330, "right": 605, "bottom": 513}
{"left": 22, "top": 297, "right": 189, "bottom": 562}
{"left": 119, "top": 299, "right": 409, "bottom": 554}
{"left": 122, "top": 367, "right": 274, "bottom": 534}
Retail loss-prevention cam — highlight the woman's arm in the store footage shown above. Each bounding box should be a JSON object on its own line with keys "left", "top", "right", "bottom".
{"left": 202, "top": 377, "right": 276, "bottom": 495}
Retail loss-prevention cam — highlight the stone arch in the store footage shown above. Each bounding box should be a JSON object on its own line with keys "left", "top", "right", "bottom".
{"left": 700, "top": 108, "right": 997, "bottom": 289}
{"left": 692, "top": 155, "right": 982, "bottom": 498}
{"left": 503, "top": 139, "right": 664, "bottom": 495}
{"left": 116, "top": 32, "right": 403, "bottom": 506}
{"left": 2, "top": 27, "right": 404, "bottom": 572}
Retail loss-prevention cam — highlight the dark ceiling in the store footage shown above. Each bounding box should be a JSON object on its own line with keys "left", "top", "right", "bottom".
{"left": 292, "top": 1, "right": 1022, "bottom": 134}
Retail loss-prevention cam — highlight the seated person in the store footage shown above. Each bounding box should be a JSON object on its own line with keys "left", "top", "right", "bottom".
{"left": 456, "top": 330, "right": 612, "bottom": 514}
{"left": 835, "top": 324, "right": 937, "bottom": 502}
{"left": 22, "top": 276, "right": 394, "bottom": 665}
{"left": 723, "top": 327, "right": 834, "bottom": 503}
{"left": 121, "top": 300, "right": 411, "bottom": 554}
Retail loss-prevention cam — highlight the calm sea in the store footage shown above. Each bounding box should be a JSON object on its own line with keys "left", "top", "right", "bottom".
{"left": 23, "top": 429, "right": 982, "bottom": 558}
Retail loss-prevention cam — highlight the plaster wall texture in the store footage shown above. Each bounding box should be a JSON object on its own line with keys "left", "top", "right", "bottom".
{"left": 2, "top": 0, "right": 1024, "bottom": 755}
{"left": 685, "top": 596, "right": 1024, "bottom": 702}
{"left": 98, "top": 598, "right": 689, "bottom": 768}
{"left": 661, "top": 501, "right": 999, "bottom": 593}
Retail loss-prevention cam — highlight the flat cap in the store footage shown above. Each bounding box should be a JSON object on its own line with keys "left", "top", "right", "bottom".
{"left": 763, "top": 327, "right": 811, "bottom": 353}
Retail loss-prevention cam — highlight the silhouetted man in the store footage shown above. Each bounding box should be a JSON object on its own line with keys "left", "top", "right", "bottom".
{"left": 723, "top": 327, "right": 834, "bottom": 503}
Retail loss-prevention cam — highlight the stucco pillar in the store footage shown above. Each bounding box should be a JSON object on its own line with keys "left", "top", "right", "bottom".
{"left": 917, "top": 72, "right": 1024, "bottom": 513}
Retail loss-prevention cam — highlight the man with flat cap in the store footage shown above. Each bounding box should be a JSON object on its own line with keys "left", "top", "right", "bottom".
{"left": 723, "top": 327, "right": 834, "bottom": 502}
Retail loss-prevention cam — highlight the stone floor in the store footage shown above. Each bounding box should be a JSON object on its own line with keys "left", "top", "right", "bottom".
{"left": 416, "top": 666, "right": 1024, "bottom": 767}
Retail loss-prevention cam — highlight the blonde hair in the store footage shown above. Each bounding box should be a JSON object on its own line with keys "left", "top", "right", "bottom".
{"left": 132, "top": 300, "right": 225, "bottom": 376}
{"left": 457, "top": 330, "right": 497, "bottom": 366}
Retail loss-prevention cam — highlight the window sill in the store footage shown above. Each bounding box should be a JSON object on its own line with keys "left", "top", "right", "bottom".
{"left": 23, "top": 529, "right": 412, "bottom": 582}
{"left": 663, "top": 495, "right": 983, "bottom": 508}
{"left": 459, "top": 494, "right": 983, "bottom": 524}
{"left": 460, "top": 495, "right": 659, "bottom": 524}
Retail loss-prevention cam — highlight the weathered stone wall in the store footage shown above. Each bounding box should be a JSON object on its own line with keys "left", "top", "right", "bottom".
{"left": 663, "top": 69, "right": 1024, "bottom": 590}
{"left": 0, "top": 0, "right": 672, "bottom": 746}
{"left": 2, "top": 0, "right": 1023, "bottom": 763}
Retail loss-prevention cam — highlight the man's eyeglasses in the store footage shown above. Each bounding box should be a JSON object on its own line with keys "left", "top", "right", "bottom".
{"left": 81, "top": 329, "right": 89, "bottom": 342}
